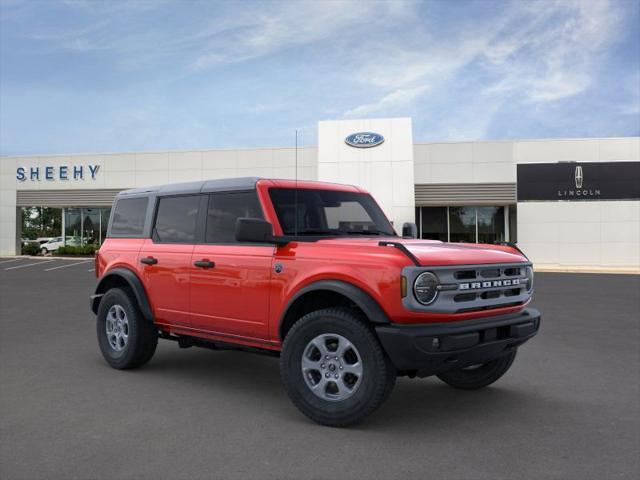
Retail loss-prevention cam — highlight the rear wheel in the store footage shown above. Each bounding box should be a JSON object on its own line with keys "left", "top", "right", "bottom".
{"left": 96, "top": 288, "right": 158, "bottom": 369}
{"left": 436, "top": 349, "right": 517, "bottom": 390}
{"left": 280, "top": 308, "right": 396, "bottom": 427}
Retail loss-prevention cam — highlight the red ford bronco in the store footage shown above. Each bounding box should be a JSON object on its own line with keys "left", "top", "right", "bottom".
{"left": 91, "top": 178, "right": 540, "bottom": 426}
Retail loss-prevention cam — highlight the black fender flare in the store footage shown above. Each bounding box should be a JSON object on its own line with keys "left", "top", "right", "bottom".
{"left": 90, "top": 267, "right": 154, "bottom": 322}
{"left": 279, "top": 280, "right": 391, "bottom": 338}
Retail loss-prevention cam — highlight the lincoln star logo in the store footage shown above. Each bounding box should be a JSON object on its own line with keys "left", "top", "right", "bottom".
{"left": 459, "top": 279, "right": 520, "bottom": 290}
{"left": 575, "top": 166, "right": 583, "bottom": 189}
{"left": 558, "top": 164, "right": 600, "bottom": 198}
{"left": 345, "top": 132, "right": 385, "bottom": 148}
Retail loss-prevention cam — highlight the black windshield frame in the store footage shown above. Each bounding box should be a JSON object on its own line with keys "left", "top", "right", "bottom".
{"left": 268, "top": 188, "right": 396, "bottom": 237}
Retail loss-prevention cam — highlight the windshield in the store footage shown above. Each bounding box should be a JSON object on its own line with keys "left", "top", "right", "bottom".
{"left": 269, "top": 188, "right": 396, "bottom": 237}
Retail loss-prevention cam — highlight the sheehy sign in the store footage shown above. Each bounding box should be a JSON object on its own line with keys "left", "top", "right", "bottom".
{"left": 517, "top": 161, "right": 640, "bottom": 201}
{"left": 16, "top": 164, "right": 101, "bottom": 182}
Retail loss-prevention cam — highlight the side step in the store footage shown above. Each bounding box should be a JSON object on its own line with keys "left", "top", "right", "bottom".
{"left": 158, "top": 330, "right": 279, "bottom": 357}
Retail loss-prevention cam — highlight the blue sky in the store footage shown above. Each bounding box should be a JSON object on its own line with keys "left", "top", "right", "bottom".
{"left": 1, "top": 0, "right": 639, "bottom": 155}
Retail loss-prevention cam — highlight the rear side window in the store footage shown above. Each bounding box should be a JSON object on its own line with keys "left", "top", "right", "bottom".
{"left": 154, "top": 195, "right": 201, "bottom": 243}
{"left": 206, "top": 192, "right": 263, "bottom": 243}
{"left": 110, "top": 197, "right": 148, "bottom": 237}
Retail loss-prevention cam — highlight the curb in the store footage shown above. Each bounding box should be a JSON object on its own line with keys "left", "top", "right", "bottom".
{"left": 0, "top": 255, "right": 94, "bottom": 261}
{"left": 533, "top": 266, "right": 640, "bottom": 275}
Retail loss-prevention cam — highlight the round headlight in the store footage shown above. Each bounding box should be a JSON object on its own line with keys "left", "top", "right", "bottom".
{"left": 414, "top": 271, "right": 439, "bottom": 305}
{"left": 525, "top": 266, "right": 534, "bottom": 293}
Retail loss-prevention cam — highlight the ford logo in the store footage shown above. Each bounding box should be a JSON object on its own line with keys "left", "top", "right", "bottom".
{"left": 345, "top": 132, "right": 385, "bottom": 148}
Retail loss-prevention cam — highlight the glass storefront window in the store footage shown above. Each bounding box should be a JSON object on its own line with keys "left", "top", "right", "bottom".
{"left": 20, "top": 207, "right": 62, "bottom": 240}
{"left": 477, "top": 206, "right": 505, "bottom": 244}
{"left": 63, "top": 207, "right": 112, "bottom": 246}
{"left": 82, "top": 208, "right": 101, "bottom": 246}
{"left": 421, "top": 207, "right": 448, "bottom": 241}
{"left": 100, "top": 208, "right": 111, "bottom": 244}
{"left": 64, "top": 208, "right": 82, "bottom": 246}
{"left": 449, "top": 207, "right": 476, "bottom": 243}
{"left": 416, "top": 205, "right": 510, "bottom": 244}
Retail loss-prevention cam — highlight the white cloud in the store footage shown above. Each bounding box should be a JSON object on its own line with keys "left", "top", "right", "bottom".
{"left": 619, "top": 71, "right": 640, "bottom": 116}
{"left": 2, "top": 0, "right": 635, "bottom": 151}
{"left": 344, "top": 85, "right": 428, "bottom": 118}
{"left": 189, "top": 1, "right": 412, "bottom": 71}
{"left": 15, "top": 0, "right": 415, "bottom": 73}
{"left": 342, "top": 0, "right": 625, "bottom": 130}
{"left": 483, "top": 0, "right": 622, "bottom": 103}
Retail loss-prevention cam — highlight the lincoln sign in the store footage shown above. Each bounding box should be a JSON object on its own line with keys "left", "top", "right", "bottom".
{"left": 516, "top": 161, "right": 640, "bottom": 201}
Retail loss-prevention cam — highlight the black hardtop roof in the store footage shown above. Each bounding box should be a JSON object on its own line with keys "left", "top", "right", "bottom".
{"left": 117, "top": 177, "right": 260, "bottom": 197}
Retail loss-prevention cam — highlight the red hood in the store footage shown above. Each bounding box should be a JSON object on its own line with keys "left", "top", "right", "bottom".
{"left": 315, "top": 237, "right": 528, "bottom": 266}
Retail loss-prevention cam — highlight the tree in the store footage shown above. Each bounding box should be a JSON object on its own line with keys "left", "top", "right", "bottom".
{"left": 21, "top": 207, "right": 62, "bottom": 239}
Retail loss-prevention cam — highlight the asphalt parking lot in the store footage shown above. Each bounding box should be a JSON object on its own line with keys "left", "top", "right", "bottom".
{"left": 0, "top": 257, "right": 638, "bottom": 480}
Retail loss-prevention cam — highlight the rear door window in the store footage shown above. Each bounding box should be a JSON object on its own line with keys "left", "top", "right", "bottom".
{"left": 110, "top": 197, "right": 148, "bottom": 237}
{"left": 205, "top": 192, "right": 263, "bottom": 243}
{"left": 154, "top": 195, "right": 201, "bottom": 243}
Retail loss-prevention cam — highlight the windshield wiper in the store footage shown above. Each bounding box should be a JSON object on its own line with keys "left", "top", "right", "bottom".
{"left": 286, "top": 228, "right": 390, "bottom": 236}
{"left": 289, "top": 229, "right": 345, "bottom": 236}
{"left": 341, "top": 230, "right": 386, "bottom": 235}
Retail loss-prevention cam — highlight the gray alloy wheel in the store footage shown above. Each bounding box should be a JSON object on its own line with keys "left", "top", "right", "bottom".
{"left": 301, "top": 333, "right": 363, "bottom": 402}
{"left": 96, "top": 288, "right": 158, "bottom": 370}
{"left": 280, "top": 307, "right": 396, "bottom": 427}
{"left": 105, "top": 304, "right": 129, "bottom": 352}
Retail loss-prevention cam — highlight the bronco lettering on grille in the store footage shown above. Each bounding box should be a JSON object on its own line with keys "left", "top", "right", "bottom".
{"left": 459, "top": 279, "right": 520, "bottom": 290}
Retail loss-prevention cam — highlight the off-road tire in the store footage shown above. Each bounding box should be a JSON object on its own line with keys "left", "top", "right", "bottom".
{"left": 280, "top": 308, "right": 396, "bottom": 427}
{"left": 96, "top": 287, "right": 158, "bottom": 369}
{"left": 436, "top": 348, "right": 517, "bottom": 390}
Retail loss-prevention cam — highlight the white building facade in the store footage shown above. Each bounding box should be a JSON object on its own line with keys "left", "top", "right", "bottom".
{"left": 1, "top": 118, "right": 638, "bottom": 272}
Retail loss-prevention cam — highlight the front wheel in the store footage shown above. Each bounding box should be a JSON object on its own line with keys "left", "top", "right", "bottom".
{"left": 436, "top": 348, "right": 517, "bottom": 390}
{"left": 280, "top": 308, "right": 396, "bottom": 427}
{"left": 40, "top": 248, "right": 48, "bottom": 255}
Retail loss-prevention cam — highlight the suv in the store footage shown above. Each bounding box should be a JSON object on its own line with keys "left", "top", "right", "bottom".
{"left": 40, "top": 236, "right": 80, "bottom": 255}
{"left": 91, "top": 178, "right": 540, "bottom": 426}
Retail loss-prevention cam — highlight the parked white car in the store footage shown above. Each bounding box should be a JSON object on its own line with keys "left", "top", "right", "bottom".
{"left": 40, "top": 237, "right": 64, "bottom": 254}
{"left": 40, "top": 237, "right": 80, "bottom": 255}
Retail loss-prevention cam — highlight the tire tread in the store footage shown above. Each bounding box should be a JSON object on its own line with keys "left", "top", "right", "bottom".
{"left": 280, "top": 307, "right": 395, "bottom": 427}
{"left": 97, "top": 287, "right": 158, "bottom": 370}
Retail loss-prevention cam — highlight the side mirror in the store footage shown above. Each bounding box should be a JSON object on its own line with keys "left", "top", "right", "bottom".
{"left": 236, "top": 218, "right": 274, "bottom": 243}
{"left": 402, "top": 222, "right": 418, "bottom": 239}
{"left": 235, "top": 217, "right": 289, "bottom": 246}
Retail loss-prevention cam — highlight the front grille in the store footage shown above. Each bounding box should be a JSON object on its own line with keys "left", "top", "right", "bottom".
{"left": 402, "top": 262, "right": 532, "bottom": 314}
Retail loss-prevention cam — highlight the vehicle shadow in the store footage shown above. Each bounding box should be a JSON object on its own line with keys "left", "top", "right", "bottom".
{"left": 134, "top": 344, "right": 558, "bottom": 432}
{"left": 137, "top": 344, "right": 284, "bottom": 395}
{"left": 365, "top": 379, "right": 552, "bottom": 432}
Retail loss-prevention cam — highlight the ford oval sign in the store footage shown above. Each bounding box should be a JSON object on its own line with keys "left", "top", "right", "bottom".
{"left": 345, "top": 132, "right": 385, "bottom": 148}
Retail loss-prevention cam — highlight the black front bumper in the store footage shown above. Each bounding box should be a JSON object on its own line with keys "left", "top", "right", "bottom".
{"left": 375, "top": 308, "right": 541, "bottom": 377}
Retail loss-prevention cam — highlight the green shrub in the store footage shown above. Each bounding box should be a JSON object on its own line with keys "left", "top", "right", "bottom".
{"left": 56, "top": 244, "right": 98, "bottom": 256}
{"left": 22, "top": 243, "right": 41, "bottom": 256}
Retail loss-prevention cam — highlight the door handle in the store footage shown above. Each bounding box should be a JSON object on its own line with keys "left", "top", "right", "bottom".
{"left": 194, "top": 260, "right": 215, "bottom": 269}
{"left": 140, "top": 256, "right": 158, "bottom": 265}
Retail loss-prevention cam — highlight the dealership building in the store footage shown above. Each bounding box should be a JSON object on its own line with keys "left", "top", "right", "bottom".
{"left": 1, "top": 118, "right": 639, "bottom": 271}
